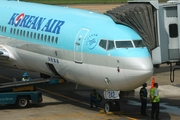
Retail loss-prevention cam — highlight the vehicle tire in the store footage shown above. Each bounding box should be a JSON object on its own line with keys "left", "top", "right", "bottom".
{"left": 104, "top": 101, "right": 113, "bottom": 113}
{"left": 16, "top": 96, "right": 29, "bottom": 108}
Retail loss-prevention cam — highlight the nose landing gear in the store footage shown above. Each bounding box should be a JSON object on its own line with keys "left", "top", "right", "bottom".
{"left": 104, "top": 100, "right": 120, "bottom": 113}
{"left": 103, "top": 90, "right": 120, "bottom": 113}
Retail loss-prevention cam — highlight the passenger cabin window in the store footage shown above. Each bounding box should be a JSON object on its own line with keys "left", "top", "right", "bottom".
{"left": 52, "top": 36, "right": 54, "bottom": 43}
{"left": 41, "top": 34, "right": 44, "bottom": 41}
{"left": 99, "top": 40, "right": 115, "bottom": 50}
{"left": 55, "top": 37, "right": 58, "bottom": 43}
{"left": 23, "top": 30, "right": 26, "bottom": 37}
{"left": 20, "top": 30, "right": 23, "bottom": 36}
{"left": 45, "top": 35, "right": 47, "bottom": 42}
{"left": 4, "top": 27, "right": 6, "bottom": 33}
{"left": 8, "top": 27, "right": 59, "bottom": 44}
{"left": 1, "top": 26, "right": 4, "bottom": 32}
{"left": 48, "top": 35, "right": 50, "bottom": 42}
{"left": 17, "top": 29, "right": 19, "bottom": 35}
{"left": 116, "top": 41, "right": 133, "bottom": 48}
{"left": 37, "top": 33, "right": 40, "bottom": 40}
{"left": 13, "top": 28, "right": 16, "bottom": 34}
{"left": 26, "top": 31, "right": 29, "bottom": 38}
{"left": 30, "top": 32, "right": 33, "bottom": 38}
{"left": 10, "top": 28, "right": 13, "bottom": 34}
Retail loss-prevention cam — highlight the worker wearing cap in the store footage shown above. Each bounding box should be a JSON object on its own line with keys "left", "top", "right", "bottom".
{"left": 22, "top": 72, "right": 31, "bottom": 81}
{"left": 139, "top": 83, "right": 148, "bottom": 116}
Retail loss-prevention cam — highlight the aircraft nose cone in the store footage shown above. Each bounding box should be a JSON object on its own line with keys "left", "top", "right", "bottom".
{"left": 124, "top": 57, "right": 153, "bottom": 73}
{"left": 123, "top": 50, "right": 154, "bottom": 90}
{"left": 124, "top": 49, "right": 153, "bottom": 72}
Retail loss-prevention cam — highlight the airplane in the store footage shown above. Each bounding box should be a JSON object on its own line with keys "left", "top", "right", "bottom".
{"left": 0, "top": 0, "right": 153, "bottom": 111}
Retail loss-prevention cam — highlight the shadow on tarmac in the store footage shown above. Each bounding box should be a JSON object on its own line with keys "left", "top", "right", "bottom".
{"left": 36, "top": 83, "right": 179, "bottom": 120}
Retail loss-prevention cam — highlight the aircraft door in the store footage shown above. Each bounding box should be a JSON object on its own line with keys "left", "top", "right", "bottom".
{"left": 74, "top": 28, "right": 89, "bottom": 63}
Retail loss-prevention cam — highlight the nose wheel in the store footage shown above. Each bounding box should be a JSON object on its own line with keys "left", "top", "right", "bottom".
{"left": 103, "top": 90, "right": 120, "bottom": 112}
{"left": 104, "top": 100, "right": 120, "bottom": 113}
{"left": 104, "top": 101, "right": 113, "bottom": 113}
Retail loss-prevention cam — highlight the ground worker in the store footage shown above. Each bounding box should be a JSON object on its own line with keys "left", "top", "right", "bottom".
{"left": 139, "top": 83, "right": 148, "bottom": 116}
{"left": 22, "top": 72, "right": 31, "bottom": 81}
{"left": 150, "top": 83, "right": 160, "bottom": 120}
{"left": 90, "top": 89, "right": 102, "bottom": 108}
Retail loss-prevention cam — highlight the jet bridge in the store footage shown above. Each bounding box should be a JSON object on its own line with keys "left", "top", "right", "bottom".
{"left": 105, "top": 0, "right": 180, "bottom": 82}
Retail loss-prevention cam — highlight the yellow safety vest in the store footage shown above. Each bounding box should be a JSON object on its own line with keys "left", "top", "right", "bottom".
{"left": 92, "top": 93, "right": 100, "bottom": 100}
{"left": 150, "top": 88, "right": 160, "bottom": 102}
{"left": 22, "top": 78, "right": 30, "bottom": 81}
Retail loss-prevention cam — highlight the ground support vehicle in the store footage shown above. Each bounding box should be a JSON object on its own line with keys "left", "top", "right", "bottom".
{"left": 0, "top": 78, "right": 60, "bottom": 108}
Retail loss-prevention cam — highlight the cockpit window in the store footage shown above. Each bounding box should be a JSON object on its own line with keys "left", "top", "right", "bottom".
{"left": 99, "top": 39, "right": 145, "bottom": 50}
{"left": 107, "top": 41, "right": 115, "bottom": 50}
{"left": 99, "top": 40, "right": 107, "bottom": 50}
{"left": 133, "top": 40, "right": 145, "bottom": 47}
{"left": 116, "top": 41, "right": 133, "bottom": 48}
{"left": 99, "top": 39, "right": 115, "bottom": 50}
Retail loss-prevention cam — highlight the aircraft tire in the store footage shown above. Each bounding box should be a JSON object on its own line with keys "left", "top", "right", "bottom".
{"left": 104, "top": 101, "right": 113, "bottom": 113}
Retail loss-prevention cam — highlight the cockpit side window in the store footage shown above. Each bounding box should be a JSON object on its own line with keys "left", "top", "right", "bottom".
{"left": 133, "top": 40, "right": 145, "bottom": 47}
{"left": 116, "top": 41, "right": 133, "bottom": 48}
{"left": 99, "top": 39, "right": 115, "bottom": 50}
{"left": 99, "top": 39, "right": 107, "bottom": 50}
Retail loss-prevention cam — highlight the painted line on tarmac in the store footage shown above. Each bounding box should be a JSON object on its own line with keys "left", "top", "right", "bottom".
{"left": 38, "top": 87, "right": 91, "bottom": 106}
{"left": 38, "top": 87, "right": 137, "bottom": 120}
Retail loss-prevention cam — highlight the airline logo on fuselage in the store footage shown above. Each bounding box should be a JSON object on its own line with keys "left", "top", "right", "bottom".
{"left": 8, "top": 13, "right": 65, "bottom": 34}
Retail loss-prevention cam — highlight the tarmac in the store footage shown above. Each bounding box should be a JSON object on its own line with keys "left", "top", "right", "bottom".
{"left": 0, "top": 4, "right": 180, "bottom": 120}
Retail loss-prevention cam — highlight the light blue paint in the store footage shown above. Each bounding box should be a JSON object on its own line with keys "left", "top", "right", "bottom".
{"left": 0, "top": 0, "right": 150, "bottom": 58}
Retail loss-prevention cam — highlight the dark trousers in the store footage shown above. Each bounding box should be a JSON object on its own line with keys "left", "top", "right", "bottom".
{"left": 151, "top": 102, "right": 159, "bottom": 119}
{"left": 140, "top": 99, "right": 147, "bottom": 115}
{"left": 90, "top": 99, "right": 101, "bottom": 107}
